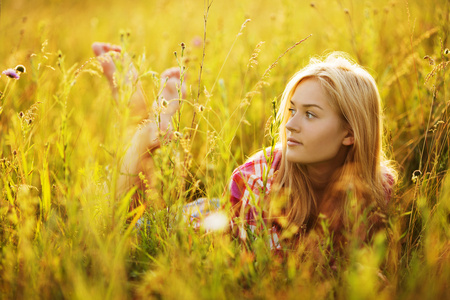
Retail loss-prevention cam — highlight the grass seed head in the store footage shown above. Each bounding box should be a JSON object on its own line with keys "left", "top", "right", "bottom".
{"left": 423, "top": 55, "right": 435, "bottom": 65}
{"left": 174, "top": 131, "right": 183, "bottom": 139}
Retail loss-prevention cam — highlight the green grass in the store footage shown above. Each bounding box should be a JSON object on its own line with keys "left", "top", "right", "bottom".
{"left": 1, "top": 0, "right": 449, "bottom": 299}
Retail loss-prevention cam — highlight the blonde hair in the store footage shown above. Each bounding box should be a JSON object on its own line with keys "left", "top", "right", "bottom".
{"left": 273, "top": 52, "right": 396, "bottom": 237}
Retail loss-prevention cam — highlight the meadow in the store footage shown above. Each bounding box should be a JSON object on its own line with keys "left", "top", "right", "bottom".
{"left": 0, "top": 0, "right": 449, "bottom": 299}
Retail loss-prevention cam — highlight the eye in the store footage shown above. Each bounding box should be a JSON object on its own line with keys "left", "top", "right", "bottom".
{"left": 305, "top": 111, "right": 315, "bottom": 119}
{"left": 288, "top": 108, "right": 296, "bottom": 117}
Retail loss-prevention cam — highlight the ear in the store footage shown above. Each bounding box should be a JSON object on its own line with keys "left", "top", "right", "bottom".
{"left": 342, "top": 129, "right": 354, "bottom": 146}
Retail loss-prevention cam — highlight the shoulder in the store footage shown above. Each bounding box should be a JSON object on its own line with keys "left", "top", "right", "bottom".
{"left": 228, "top": 146, "right": 282, "bottom": 202}
{"left": 380, "top": 166, "right": 396, "bottom": 203}
{"left": 231, "top": 146, "right": 282, "bottom": 179}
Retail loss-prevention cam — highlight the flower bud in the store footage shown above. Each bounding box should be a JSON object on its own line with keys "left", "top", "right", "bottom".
{"left": 15, "top": 65, "right": 26, "bottom": 73}
{"left": 174, "top": 131, "right": 183, "bottom": 138}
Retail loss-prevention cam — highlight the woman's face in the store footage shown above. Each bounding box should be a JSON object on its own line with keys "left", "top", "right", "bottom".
{"left": 285, "top": 78, "right": 353, "bottom": 167}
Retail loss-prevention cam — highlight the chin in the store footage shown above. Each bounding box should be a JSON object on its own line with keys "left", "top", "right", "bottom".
{"left": 286, "top": 151, "right": 305, "bottom": 164}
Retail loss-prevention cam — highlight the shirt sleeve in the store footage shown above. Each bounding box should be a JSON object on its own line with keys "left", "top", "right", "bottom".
{"left": 229, "top": 160, "right": 264, "bottom": 227}
{"left": 226, "top": 148, "right": 283, "bottom": 247}
{"left": 227, "top": 149, "right": 281, "bottom": 234}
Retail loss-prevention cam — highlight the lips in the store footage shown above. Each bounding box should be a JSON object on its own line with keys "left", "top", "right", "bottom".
{"left": 287, "top": 137, "right": 302, "bottom": 146}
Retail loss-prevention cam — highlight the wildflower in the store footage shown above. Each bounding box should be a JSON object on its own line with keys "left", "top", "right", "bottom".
{"left": 19, "top": 111, "right": 24, "bottom": 118}
{"left": 15, "top": 65, "right": 26, "bottom": 73}
{"left": 180, "top": 42, "right": 186, "bottom": 50}
{"left": 2, "top": 69, "right": 20, "bottom": 80}
{"left": 411, "top": 170, "right": 422, "bottom": 183}
{"left": 198, "top": 104, "right": 205, "bottom": 112}
{"left": 445, "top": 48, "right": 449, "bottom": 56}
{"left": 192, "top": 36, "right": 202, "bottom": 48}
{"left": 161, "top": 98, "right": 168, "bottom": 108}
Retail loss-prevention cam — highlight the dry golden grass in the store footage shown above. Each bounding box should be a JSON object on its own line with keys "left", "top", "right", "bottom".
{"left": 0, "top": 0, "right": 449, "bottom": 299}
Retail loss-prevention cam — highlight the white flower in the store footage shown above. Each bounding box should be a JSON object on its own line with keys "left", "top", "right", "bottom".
{"left": 202, "top": 211, "right": 229, "bottom": 232}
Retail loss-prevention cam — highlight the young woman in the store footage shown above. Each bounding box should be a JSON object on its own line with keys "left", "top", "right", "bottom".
{"left": 93, "top": 43, "right": 395, "bottom": 249}
{"left": 227, "top": 54, "right": 396, "bottom": 248}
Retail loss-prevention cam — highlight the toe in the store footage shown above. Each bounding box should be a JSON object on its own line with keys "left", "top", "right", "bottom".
{"left": 92, "top": 42, "right": 122, "bottom": 56}
{"left": 92, "top": 42, "right": 106, "bottom": 56}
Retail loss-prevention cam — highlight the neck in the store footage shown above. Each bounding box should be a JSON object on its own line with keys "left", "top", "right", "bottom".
{"left": 306, "top": 164, "right": 338, "bottom": 191}
{"left": 306, "top": 146, "right": 349, "bottom": 196}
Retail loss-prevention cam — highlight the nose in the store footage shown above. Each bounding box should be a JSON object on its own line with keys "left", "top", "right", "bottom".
{"left": 285, "top": 115, "right": 300, "bottom": 133}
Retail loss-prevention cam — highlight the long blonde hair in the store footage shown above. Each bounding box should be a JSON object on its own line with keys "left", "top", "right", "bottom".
{"left": 272, "top": 52, "right": 396, "bottom": 236}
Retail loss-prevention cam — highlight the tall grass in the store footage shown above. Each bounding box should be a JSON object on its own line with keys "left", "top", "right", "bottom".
{"left": 1, "top": 0, "right": 449, "bottom": 299}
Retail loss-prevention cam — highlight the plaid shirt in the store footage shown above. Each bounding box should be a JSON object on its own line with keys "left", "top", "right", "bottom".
{"left": 182, "top": 147, "right": 282, "bottom": 249}
{"left": 184, "top": 146, "right": 393, "bottom": 250}
{"left": 228, "top": 147, "right": 283, "bottom": 248}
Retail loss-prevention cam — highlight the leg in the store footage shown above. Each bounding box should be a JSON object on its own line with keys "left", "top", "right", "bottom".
{"left": 93, "top": 42, "right": 186, "bottom": 202}
{"left": 117, "top": 68, "right": 186, "bottom": 202}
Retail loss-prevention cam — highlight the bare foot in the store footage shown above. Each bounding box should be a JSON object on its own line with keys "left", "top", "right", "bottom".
{"left": 92, "top": 42, "right": 122, "bottom": 95}
{"left": 117, "top": 69, "right": 187, "bottom": 200}
{"left": 93, "top": 42, "right": 147, "bottom": 121}
{"left": 95, "top": 44, "right": 188, "bottom": 200}
{"left": 157, "top": 67, "right": 186, "bottom": 132}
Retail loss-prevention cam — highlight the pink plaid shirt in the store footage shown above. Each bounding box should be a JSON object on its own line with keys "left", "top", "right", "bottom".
{"left": 226, "top": 146, "right": 394, "bottom": 248}
{"left": 183, "top": 145, "right": 394, "bottom": 251}
{"left": 228, "top": 147, "right": 283, "bottom": 248}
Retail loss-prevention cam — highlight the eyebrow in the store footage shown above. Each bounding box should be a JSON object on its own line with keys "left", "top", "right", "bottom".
{"left": 290, "top": 101, "right": 323, "bottom": 110}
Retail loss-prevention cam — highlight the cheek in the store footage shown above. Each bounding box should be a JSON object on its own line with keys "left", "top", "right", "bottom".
{"left": 324, "top": 127, "right": 345, "bottom": 144}
{"left": 309, "top": 122, "right": 346, "bottom": 152}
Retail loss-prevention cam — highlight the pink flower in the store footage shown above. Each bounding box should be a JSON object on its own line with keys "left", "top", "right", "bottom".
{"left": 2, "top": 69, "right": 20, "bottom": 80}
{"left": 192, "top": 36, "right": 202, "bottom": 48}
